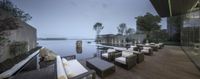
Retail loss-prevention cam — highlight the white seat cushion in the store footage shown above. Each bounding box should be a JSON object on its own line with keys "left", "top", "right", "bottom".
{"left": 57, "top": 56, "right": 68, "bottom": 79}
{"left": 127, "top": 48, "right": 133, "bottom": 51}
{"left": 155, "top": 44, "right": 160, "bottom": 47}
{"left": 143, "top": 47, "right": 151, "bottom": 50}
{"left": 141, "top": 49, "right": 149, "bottom": 53}
{"left": 102, "top": 53, "right": 109, "bottom": 58}
{"left": 62, "top": 59, "right": 88, "bottom": 78}
{"left": 107, "top": 49, "right": 115, "bottom": 53}
{"left": 145, "top": 43, "right": 150, "bottom": 46}
{"left": 115, "top": 57, "right": 126, "bottom": 64}
{"left": 130, "top": 45, "right": 137, "bottom": 48}
{"left": 122, "top": 51, "right": 133, "bottom": 57}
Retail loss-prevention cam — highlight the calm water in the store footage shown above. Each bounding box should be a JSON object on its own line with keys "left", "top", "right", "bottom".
{"left": 38, "top": 40, "right": 99, "bottom": 59}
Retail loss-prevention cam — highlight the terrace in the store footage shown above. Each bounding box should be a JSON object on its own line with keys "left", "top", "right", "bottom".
{"left": 9, "top": 46, "right": 200, "bottom": 79}
{"left": 0, "top": 0, "right": 200, "bottom": 79}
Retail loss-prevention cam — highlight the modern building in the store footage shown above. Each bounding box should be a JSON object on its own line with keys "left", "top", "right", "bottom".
{"left": 98, "top": 33, "right": 146, "bottom": 46}
{"left": 150, "top": 0, "right": 200, "bottom": 69}
{"left": 98, "top": 34, "right": 126, "bottom": 46}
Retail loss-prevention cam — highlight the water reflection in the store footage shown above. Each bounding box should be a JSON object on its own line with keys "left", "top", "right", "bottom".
{"left": 76, "top": 40, "right": 82, "bottom": 54}
{"left": 76, "top": 46, "right": 82, "bottom": 54}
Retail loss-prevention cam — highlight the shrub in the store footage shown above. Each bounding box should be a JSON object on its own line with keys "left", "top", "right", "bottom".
{"left": 9, "top": 41, "right": 28, "bottom": 56}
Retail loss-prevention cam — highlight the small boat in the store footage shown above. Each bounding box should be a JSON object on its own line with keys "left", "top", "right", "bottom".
{"left": 87, "top": 41, "right": 91, "bottom": 44}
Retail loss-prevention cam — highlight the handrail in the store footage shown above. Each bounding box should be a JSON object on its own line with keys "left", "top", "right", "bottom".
{"left": 0, "top": 47, "right": 42, "bottom": 79}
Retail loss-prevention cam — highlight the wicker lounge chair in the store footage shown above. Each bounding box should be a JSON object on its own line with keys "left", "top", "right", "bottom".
{"left": 127, "top": 48, "right": 144, "bottom": 63}
{"left": 141, "top": 47, "right": 153, "bottom": 55}
{"left": 56, "top": 55, "right": 95, "bottom": 79}
{"left": 130, "top": 45, "right": 140, "bottom": 51}
{"left": 114, "top": 51, "right": 137, "bottom": 69}
{"left": 157, "top": 43, "right": 164, "bottom": 48}
{"left": 101, "top": 49, "right": 121, "bottom": 61}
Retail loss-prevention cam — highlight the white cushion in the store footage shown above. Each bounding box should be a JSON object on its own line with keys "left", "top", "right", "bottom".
{"left": 122, "top": 51, "right": 133, "bottom": 57}
{"left": 145, "top": 43, "right": 150, "bottom": 46}
{"left": 102, "top": 53, "right": 109, "bottom": 58}
{"left": 127, "top": 48, "right": 133, "bottom": 51}
{"left": 107, "top": 49, "right": 115, "bottom": 53}
{"left": 62, "top": 58, "right": 69, "bottom": 68}
{"left": 159, "top": 43, "right": 163, "bottom": 45}
{"left": 150, "top": 43, "right": 155, "bottom": 45}
{"left": 155, "top": 44, "right": 160, "bottom": 47}
{"left": 141, "top": 49, "right": 149, "bottom": 53}
{"left": 143, "top": 47, "right": 151, "bottom": 50}
{"left": 62, "top": 59, "right": 88, "bottom": 78}
{"left": 130, "top": 45, "right": 137, "bottom": 48}
{"left": 115, "top": 57, "right": 126, "bottom": 64}
{"left": 57, "top": 56, "right": 68, "bottom": 79}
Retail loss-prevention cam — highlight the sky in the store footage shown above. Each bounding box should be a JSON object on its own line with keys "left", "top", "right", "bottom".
{"left": 11, "top": 0, "right": 167, "bottom": 39}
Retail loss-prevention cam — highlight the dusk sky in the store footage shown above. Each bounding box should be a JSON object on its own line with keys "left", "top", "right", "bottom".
{"left": 11, "top": 0, "right": 167, "bottom": 39}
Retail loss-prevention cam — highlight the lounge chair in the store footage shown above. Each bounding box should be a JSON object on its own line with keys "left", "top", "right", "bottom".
{"left": 114, "top": 51, "right": 137, "bottom": 69}
{"left": 157, "top": 43, "right": 164, "bottom": 48}
{"left": 101, "top": 49, "right": 120, "bottom": 61}
{"left": 130, "top": 45, "right": 140, "bottom": 51}
{"left": 141, "top": 47, "right": 153, "bottom": 55}
{"left": 127, "top": 48, "right": 144, "bottom": 63}
{"left": 56, "top": 55, "right": 95, "bottom": 79}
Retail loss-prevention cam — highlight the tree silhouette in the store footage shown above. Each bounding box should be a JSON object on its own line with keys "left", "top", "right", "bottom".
{"left": 117, "top": 23, "right": 127, "bottom": 35}
{"left": 93, "top": 22, "right": 104, "bottom": 43}
{"left": 135, "top": 12, "right": 161, "bottom": 39}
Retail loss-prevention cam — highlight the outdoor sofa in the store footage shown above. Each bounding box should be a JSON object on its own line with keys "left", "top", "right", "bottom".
{"left": 101, "top": 49, "right": 121, "bottom": 61}
{"left": 127, "top": 48, "right": 144, "bottom": 63}
{"left": 141, "top": 46, "right": 153, "bottom": 55}
{"left": 114, "top": 51, "right": 137, "bottom": 69}
{"left": 56, "top": 55, "right": 95, "bottom": 79}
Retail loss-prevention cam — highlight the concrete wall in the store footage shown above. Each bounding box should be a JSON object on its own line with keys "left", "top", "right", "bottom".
{"left": 0, "top": 9, "right": 37, "bottom": 63}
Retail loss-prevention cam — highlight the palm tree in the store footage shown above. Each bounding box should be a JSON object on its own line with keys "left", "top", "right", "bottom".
{"left": 117, "top": 23, "right": 127, "bottom": 35}
{"left": 93, "top": 22, "right": 104, "bottom": 43}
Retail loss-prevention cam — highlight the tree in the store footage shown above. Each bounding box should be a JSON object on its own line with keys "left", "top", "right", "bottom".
{"left": 0, "top": 0, "right": 32, "bottom": 22}
{"left": 93, "top": 22, "right": 104, "bottom": 43}
{"left": 167, "top": 16, "right": 184, "bottom": 42}
{"left": 0, "top": 17, "right": 21, "bottom": 45}
{"left": 135, "top": 12, "right": 161, "bottom": 40}
{"left": 126, "top": 28, "right": 135, "bottom": 35}
{"left": 117, "top": 23, "right": 127, "bottom": 35}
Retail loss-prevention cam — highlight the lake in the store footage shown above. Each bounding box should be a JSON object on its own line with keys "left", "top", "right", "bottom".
{"left": 38, "top": 40, "right": 100, "bottom": 60}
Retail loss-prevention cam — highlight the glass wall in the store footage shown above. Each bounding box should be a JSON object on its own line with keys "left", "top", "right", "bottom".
{"left": 181, "top": 10, "right": 200, "bottom": 67}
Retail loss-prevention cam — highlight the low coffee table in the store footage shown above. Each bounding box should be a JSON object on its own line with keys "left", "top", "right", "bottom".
{"left": 86, "top": 58, "right": 115, "bottom": 78}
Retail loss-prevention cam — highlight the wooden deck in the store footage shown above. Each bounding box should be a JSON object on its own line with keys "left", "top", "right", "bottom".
{"left": 11, "top": 46, "right": 200, "bottom": 79}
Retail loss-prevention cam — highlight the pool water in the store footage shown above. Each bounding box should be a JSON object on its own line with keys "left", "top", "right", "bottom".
{"left": 38, "top": 40, "right": 100, "bottom": 59}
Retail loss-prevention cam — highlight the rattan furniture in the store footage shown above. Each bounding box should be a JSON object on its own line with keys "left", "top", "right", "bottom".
{"left": 101, "top": 49, "right": 120, "bottom": 61}
{"left": 86, "top": 58, "right": 115, "bottom": 78}
{"left": 56, "top": 55, "right": 96, "bottom": 79}
{"left": 114, "top": 51, "right": 137, "bottom": 69}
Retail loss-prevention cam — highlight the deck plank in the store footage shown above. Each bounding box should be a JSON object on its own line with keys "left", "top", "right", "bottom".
{"left": 79, "top": 46, "right": 200, "bottom": 79}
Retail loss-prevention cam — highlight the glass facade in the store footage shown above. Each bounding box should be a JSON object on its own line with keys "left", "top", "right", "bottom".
{"left": 181, "top": 10, "right": 200, "bottom": 67}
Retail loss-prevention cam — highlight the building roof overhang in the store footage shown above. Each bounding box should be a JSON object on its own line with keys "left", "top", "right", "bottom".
{"left": 150, "top": 0, "right": 199, "bottom": 17}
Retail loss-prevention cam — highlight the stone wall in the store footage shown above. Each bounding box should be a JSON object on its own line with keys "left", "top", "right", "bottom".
{"left": 0, "top": 9, "right": 37, "bottom": 63}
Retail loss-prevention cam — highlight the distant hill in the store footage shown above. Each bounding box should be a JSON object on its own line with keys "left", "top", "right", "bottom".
{"left": 38, "top": 38, "right": 67, "bottom": 40}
